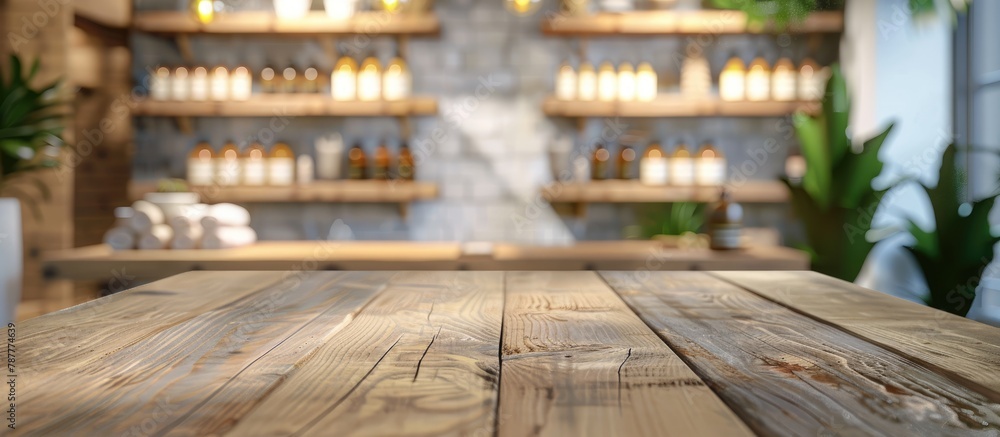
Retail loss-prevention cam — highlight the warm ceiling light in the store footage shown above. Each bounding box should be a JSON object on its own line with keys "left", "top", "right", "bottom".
{"left": 374, "top": 0, "right": 409, "bottom": 13}
{"left": 505, "top": 0, "right": 542, "bottom": 16}
{"left": 191, "top": 0, "right": 215, "bottom": 24}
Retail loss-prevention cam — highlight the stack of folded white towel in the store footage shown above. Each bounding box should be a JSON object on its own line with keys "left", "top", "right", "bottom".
{"left": 103, "top": 201, "right": 257, "bottom": 250}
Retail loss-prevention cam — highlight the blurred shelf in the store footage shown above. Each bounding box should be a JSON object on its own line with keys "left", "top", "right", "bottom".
{"left": 133, "top": 11, "right": 440, "bottom": 35}
{"left": 542, "top": 180, "right": 787, "bottom": 215}
{"left": 134, "top": 95, "right": 438, "bottom": 117}
{"left": 128, "top": 180, "right": 439, "bottom": 206}
{"left": 542, "top": 96, "right": 818, "bottom": 118}
{"left": 42, "top": 241, "right": 808, "bottom": 281}
{"left": 542, "top": 10, "right": 843, "bottom": 36}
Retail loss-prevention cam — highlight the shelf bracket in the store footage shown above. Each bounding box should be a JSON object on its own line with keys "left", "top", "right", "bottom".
{"left": 175, "top": 34, "right": 194, "bottom": 64}
{"left": 176, "top": 116, "right": 194, "bottom": 135}
{"left": 398, "top": 202, "right": 409, "bottom": 218}
{"left": 319, "top": 36, "right": 339, "bottom": 62}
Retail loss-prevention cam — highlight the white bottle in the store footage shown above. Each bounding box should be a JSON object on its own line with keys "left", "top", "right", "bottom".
{"left": 297, "top": 155, "right": 315, "bottom": 184}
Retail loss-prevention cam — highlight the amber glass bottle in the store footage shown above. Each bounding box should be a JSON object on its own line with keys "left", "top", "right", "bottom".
{"left": 591, "top": 144, "right": 610, "bottom": 181}
{"left": 348, "top": 144, "right": 367, "bottom": 180}
{"left": 616, "top": 146, "right": 637, "bottom": 180}
{"left": 374, "top": 142, "right": 391, "bottom": 180}
{"left": 398, "top": 142, "right": 415, "bottom": 181}
{"left": 708, "top": 189, "right": 743, "bottom": 250}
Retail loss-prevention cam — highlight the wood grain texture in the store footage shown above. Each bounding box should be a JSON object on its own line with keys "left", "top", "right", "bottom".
{"left": 539, "top": 180, "right": 788, "bottom": 204}
{"left": 712, "top": 271, "right": 1000, "bottom": 397}
{"left": 133, "top": 11, "right": 440, "bottom": 35}
{"left": 42, "top": 241, "right": 808, "bottom": 281}
{"left": 541, "top": 10, "right": 843, "bottom": 35}
{"left": 19, "top": 272, "right": 388, "bottom": 436}
{"left": 225, "top": 271, "right": 504, "bottom": 436}
{"left": 541, "top": 96, "right": 818, "bottom": 119}
{"left": 499, "top": 271, "right": 753, "bottom": 437}
{"left": 128, "top": 179, "right": 439, "bottom": 203}
{"left": 133, "top": 96, "right": 439, "bottom": 117}
{"left": 602, "top": 271, "right": 1000, "bottom": 436}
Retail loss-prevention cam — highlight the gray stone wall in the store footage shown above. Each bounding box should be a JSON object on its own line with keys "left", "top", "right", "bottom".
{"left": 132, "top": 0, "right": 838, "bottom": 243}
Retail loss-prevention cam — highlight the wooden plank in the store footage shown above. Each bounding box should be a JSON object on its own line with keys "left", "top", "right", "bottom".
{"left": 542, "top": 10, "right": 843, "bottom": 36}
{"left": 134, "top": 11, "right": 440, "bottom": 35}
{"left": 128, "top": 179, "right": 439, "bottom": 203}
{"left": 603, "top": 271, "right": 1000, "bottom": 435}
{"left": 499, "top": 271, "right": 753, "bottom": 437}
{"left": 42, "top": 242, "right": 465, "bottom": 280}
{"left": 713, "top": 271, "right": 1000, "bottom": 397}
{"left": 74, "top": 0, "right": 131, "bottom": 28}
{"left": 542, "top": 96, "right": 818, "bottom": 118}
{"left": 134, "top": 96, "right": 438, "bottom": 117}
{"left": 19, "top": 271, "right": 284, "bottom": 373}
{"left": 225, "top": 271, "right": 504, "bottom": 436}
{"left": 19, "top": 272, "right": 387, "bottom": 436}
{"left": 541, "top": 180, "right": 789, "bottom": 204}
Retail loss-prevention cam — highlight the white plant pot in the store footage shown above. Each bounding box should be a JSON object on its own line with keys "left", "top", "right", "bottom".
{"left": 325, "top": 0, "right": 360, "bottom": 19}
{"left": 0, "top": 198, "right": 22, "bottom": 325}
{"left": 274, "top": 0, "right": 313, "bottom": 20}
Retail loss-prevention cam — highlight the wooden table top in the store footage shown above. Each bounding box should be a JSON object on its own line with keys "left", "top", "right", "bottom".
{"left": 18, "top": 271, "right": 1000, "bottom": 436}
{"left": 41, "top": 241, "right": 808, "bottom": 280}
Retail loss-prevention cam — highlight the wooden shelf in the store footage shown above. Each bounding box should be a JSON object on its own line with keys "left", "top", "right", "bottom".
{"left": 134, "top": 11, "right": 440, "bottom": 35}
{"left": 542, "top": 96, "right": 818, "bottom": 118}
{"left": 542, "top": 10, "right": 843, "bottom": 36}
{"left": 41, "top": 241, "right": 808, "bottom": 281}
{"left": 128, "top": 180, "right": 439, "bottom": 205}
{"left": 135, "top": 95, "right": 438, "bottom": 117}
{"left": 542, "top": 181, "right": 788, "bottom": 213}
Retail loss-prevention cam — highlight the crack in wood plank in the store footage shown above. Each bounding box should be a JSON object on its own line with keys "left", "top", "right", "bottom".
{"left": 413, "top": 327, "right": 442, "bottom": 382}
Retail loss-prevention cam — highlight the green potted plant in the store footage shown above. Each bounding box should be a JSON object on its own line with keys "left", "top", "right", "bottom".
{"left": 904, "top": 144, "right": 999, "bottom": 316}
{"left": 783, "top": 64, "right": 895, "bottom": 282}
{"left": 0, "top": 54, "right": 67, "bottom": 324}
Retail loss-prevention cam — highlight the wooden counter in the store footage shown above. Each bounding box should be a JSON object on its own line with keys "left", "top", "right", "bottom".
{"left": 16, "top": 271, "right": 1000, "bottom": 436}
{"left": 41, "top": 241, "right": 808, "bottom": 281}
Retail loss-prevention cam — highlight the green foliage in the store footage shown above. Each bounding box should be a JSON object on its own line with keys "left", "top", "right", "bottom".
{"left": 636, "top": 202, "right": 705, "bottom": 238}
{"left": 784, "top": 64, "right": 895, "bottom": 282}
{"left": 0, "top": 54, "right": 68, "bottom": 213}
{"left": 905, "top": 145, "right": 999, "bottom": 316}
{"left": 708, "top": 0, "right": 844, "bottom": 29}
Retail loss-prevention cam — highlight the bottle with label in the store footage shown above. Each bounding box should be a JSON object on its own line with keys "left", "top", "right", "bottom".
{"left": 268, "top": 143, "right": 295, "bottom": 186}
{"left": 695, "top": 141, "right": 726, "bottom": 186}
{"left": 230, "top": 66, "right": 253, "bottom": 101}
{"left": 398, "top": 142, "right": 415, "bottom": 181}
{"left": 555, "top": 61, "right": 576, "bottom": 101}
{"left": 639, "top": 142, "right": 668, "bottom": 186}
{"left": 670, "top": 141, "right": 694, "bottom": 186}
{"left": 190, "top": 67, "right": 209, "bottom": 101}
{"left": 374, "top": 142, "right": 391, "bottom": 180}
{"left": 210, "top": 66, "right": 229, "bottom": 101}
{"left": 348, "top": 144, "right": 367, "bottom": 180}
{"left": 357, "top": 57, "right": 382, "bottom": 101}
{"left": 301, "top": 67, "right": 320, "bottom": 94}
{"left": 383, "top": 57, "right": 411, "bottom": 101}
{"left": 771, "top": 57, "right": 796, "bottom": 101}
{"left": 597, "top": 61, "right": 617, "bottom": 102}
{"left": 719, "top": 55, "right": 746, "bottom": 102}
{"left": 260, "top": 67, "right": 277, "bottom": 94}
{"left": 187, "top": 142, "right": 215, "bottom": 186}
{"left": 616, "top": 145, "right": 636, "bottom": 180}
{"left": 591, "top": 144, "right": 610, "bottom": 181}
{"left": 281, "top": 68, "right": 297, "bottom": 94}
{"left": 215, "top": 141, "right": 241, "bottom": 186}
{"left": 242, "top": 143, "right": 267, "bottom": 186}
{"left": 709, "top": 189, "right": 743, "bottom": 250}
{"left": 578, "top": 62, "right": 597, "bottom": 101}
{"left": 745, "top": 57, "right": 771, "bottom": 102}
{"left": 331, "top": 57, "right": 358, "bottom": 101}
